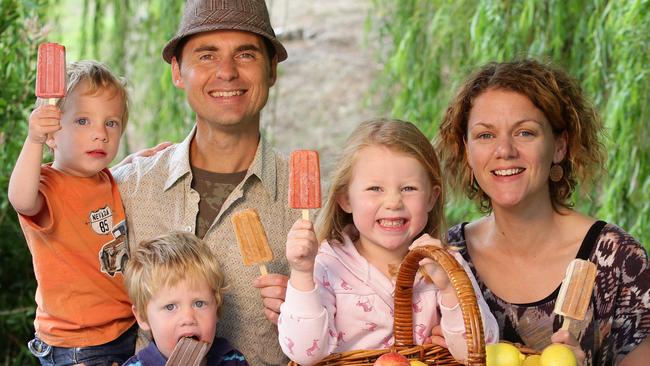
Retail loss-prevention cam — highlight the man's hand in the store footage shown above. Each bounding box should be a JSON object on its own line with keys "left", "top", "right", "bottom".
{"left": 112, "top": 141, "right": 173, "bottom": 169}
{"left": 253, "top": 273, "right": 288, "bottom": 324}
{"left": 551, "top": 329, "right": 586, "bottom": 365}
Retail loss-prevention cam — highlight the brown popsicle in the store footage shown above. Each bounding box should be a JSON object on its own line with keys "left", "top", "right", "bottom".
{"left": 35, "top": 42, "right": 66, "bottom": 104}
{"left": 554, "top": 259, "right": 597, "bottom": 331}
{"left": 165, "top": 337, "right": 209, "bottom": 366}
{"left": 231, "top": 208, "right": 273, "bottom": 275}
{"left": 289, "top": 150, "right": 321, "bottom": 221}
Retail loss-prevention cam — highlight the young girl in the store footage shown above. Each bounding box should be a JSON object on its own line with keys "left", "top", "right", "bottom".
{"left": 278, "top": 119, "right": 498, "bottom": 365}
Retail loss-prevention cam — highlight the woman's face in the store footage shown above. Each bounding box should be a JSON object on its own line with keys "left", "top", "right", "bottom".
{"left": 465, "top": 88, "right": 566, "bottom": 211}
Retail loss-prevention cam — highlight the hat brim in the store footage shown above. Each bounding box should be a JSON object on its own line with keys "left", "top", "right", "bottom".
{"left": 162, "top": 23, "right": 288, "bottom": 63}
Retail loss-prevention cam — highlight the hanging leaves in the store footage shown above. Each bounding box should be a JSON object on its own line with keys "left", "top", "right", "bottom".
{"left": 369, "top": 0, "right": 650, "bottom": 249}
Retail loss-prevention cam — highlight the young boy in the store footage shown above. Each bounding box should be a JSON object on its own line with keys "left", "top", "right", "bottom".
{"left": 8, "top": 60, "right": 136, "bottom": 365}
{"left": 123, "top": 232, "right": 248, "bottom": 365}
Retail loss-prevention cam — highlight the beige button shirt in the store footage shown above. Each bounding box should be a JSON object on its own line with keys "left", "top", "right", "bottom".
{"left": 113, "top": 126, "right": 298, "bottom": 365}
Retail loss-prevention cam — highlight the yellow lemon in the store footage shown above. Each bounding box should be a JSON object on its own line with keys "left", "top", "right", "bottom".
{"left": 486, "top": 343, "right": 525, "bottom": 366}
{"left": 540, "top": 344, "right": 577, "bottom": 366}
{"left": 409, "top": 361, "right": 427, "bottom": 366}
{"left": 523, "top": 355, "right": 542, "bottom": 366}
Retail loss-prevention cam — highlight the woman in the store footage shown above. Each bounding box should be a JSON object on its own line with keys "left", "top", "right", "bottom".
{"left": 436, "top": 59, "right": 649, "bottom": 365}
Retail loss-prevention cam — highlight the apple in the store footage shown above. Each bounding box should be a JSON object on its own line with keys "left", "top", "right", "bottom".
{"left": 409, "top": 361, "right": 427, "bottom": 366}
{"left": 373, "top": 351, "right": 410, "bottom": 366}
{"left": 540, "top": 344, "right": 577, "bottom": 366}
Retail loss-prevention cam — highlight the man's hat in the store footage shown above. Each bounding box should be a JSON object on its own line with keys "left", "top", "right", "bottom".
{"left": 162, "top": 0, "right": 288, "bottom": 63}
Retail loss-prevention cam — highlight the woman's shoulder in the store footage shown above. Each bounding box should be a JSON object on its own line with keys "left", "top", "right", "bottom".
{"left": 591, "top": 222, "right": 648, "bottom": 268}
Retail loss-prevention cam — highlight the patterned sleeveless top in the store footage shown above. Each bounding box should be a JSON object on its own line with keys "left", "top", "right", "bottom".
{"left": 447, "top": 221, "right": 650, "bottom": 365}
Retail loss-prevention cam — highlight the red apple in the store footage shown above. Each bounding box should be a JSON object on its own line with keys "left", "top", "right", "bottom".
{"left": 374, "top": 352, "right": 410, "bottom": 366}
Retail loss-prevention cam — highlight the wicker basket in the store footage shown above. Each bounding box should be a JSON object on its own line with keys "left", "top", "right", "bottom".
{"left": 287, "top": 245, "right": 487, "bottom": 366}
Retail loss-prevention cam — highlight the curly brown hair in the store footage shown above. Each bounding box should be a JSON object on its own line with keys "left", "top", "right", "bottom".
{"left": 436, "top": 59, "right": 606, "bottom": 212}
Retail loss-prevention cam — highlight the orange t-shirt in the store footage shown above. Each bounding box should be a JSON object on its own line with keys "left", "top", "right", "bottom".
{"left": 18, "top": 165, "right": 135, "bottom": 347}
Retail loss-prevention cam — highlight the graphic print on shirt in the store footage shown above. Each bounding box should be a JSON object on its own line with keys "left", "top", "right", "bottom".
{"left": 340, "top": 279, "right": 352, "bottom": 290}
{"left": 98, "top": 218, "right": 129, "bottom": 276}
{"left": 412, "top": 295, "right": 423, "bottom": 313}
{"left": 415, "top": 323, "right": 428, "bottom": 342}
{"left": 284, "top": 337, "right": 295, "bottom": 355}
{"left": 365, "top": 322, "right": 378, "bottom": 331}
{"left": 305, "top": 339, "right": 320, "bottom": 357}
{"left": 356, "top": 297, "right": 373, "bottom": 312}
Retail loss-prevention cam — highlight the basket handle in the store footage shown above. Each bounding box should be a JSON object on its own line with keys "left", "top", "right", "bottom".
{"left": 393, "top": 245, "right": 486, "bottom": 365}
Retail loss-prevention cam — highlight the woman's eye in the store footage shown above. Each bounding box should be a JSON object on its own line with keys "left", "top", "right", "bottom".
{"left": 476, "top": 132, "right": 493, "bottom": 139}
{"left": 518, "top": 130, "right": 535, "bottom": 137}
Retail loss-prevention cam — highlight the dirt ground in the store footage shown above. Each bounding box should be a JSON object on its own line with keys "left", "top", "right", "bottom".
{"left": 263, "top": 0, "right": 382, "bottom": 176}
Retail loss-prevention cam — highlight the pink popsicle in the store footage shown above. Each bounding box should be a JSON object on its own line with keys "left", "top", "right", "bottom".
{"left": 289, "top": 150, "right": 321, "bottom": 220}
{"left": 35, "top": 42, "right": 66, "bottom": 103}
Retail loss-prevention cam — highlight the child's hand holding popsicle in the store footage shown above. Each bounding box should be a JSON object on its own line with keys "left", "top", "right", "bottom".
{"left": 285, "top": 218, "right": 319, "bottom": 291}
{"left": 33, "top": 42, "right": 66, "bottom": 148}
{"left": 285, "top": 150, "right": 322, "bottom": 291}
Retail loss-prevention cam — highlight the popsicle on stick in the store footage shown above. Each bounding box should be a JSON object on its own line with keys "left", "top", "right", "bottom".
{"left": 165, "top": 337, "right": 210, "bottom": 366}
{"left": 554, "top": 259, "right": 597, "bottom": 331}
{"left": 289, "top": 150, "right": 321, "bottom": 221}
{"left": 232, "top": 208, "right": 273, "bottom": 275}
{"left": 35, "top": 42, "right": 66, "bottom": 105}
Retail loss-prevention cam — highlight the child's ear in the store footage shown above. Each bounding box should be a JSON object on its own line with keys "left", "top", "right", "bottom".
{"left": 132, "top": 305, "right": 151, "bottom": 332}
{"left": 428, "top": 186, "right": 441, "bottom": 212}
{"left": 336, "top": 193, "right": 352, "bottom": 214}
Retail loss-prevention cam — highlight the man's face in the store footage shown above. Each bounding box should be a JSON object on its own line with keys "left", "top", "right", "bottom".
{"left": 171, "top": 30, "right": 277, "bottom": 131}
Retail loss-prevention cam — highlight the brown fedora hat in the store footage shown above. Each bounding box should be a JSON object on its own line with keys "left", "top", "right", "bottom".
{"left": 162, "top": 0, "right": 288, "bottom": 63}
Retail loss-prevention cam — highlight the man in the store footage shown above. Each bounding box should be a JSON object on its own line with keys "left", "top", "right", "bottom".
{"left": 113, "top": 1, "right": 294, "bottom": 364}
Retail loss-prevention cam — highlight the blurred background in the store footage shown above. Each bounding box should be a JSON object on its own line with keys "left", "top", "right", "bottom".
{"left": 1, "top": 0, "right": 648, "bottom": 363}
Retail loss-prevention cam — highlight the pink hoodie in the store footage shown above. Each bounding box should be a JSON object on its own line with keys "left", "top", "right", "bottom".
{"left": 278, "top": 228, "right": 499, "bottom": 365}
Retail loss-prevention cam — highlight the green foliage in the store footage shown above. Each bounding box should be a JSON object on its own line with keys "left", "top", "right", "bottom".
{"left": 369, "top": 0, "right": 650, "bottom": 248}
{"left": 0, "top": 0, "right": 51, "bottom": 364}
{"left": 62, "top": 0, "right": 191, "bottom": 155}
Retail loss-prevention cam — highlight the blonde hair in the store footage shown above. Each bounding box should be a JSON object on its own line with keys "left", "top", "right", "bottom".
{"left": 37, "top": 60, "right": 129, "bottom": 133}
{"left": 437, "top": 59, "right": 606, "bottom": 212}
{"left": 316, "top": 118, "right": 445, "bottom": 244}
{"left": 124, "top": 232, "right": 227, "bottom": 322}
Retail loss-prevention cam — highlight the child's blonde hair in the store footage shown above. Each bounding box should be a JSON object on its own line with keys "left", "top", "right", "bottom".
{"left": 37, "top": 60, "right": 129, "bottom": 133}
{"left": 316, "top": 118, "right": 445, "bottom": 244}
{"left": 124, "top": 232, "right": 227, "bottom": 322}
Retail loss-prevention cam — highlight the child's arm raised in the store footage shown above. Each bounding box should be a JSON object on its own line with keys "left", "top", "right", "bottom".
{"left": 285, "top": 218, "right": 319, "bottom": 291}
{"left": 8, "top": 105, "right": 61, "bottom": 216}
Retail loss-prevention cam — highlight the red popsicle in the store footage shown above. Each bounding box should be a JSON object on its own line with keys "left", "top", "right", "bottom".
{"left": 35, "top": 42, "right": 66, "bottom": 104}
{"left": 289, "top": 150, "right": 321, "bottom": 220}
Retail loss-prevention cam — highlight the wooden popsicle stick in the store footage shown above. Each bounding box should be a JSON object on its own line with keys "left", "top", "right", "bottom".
{"left": 259, "top": 263, "right": 268, "bottom": 276}
{"left": 302, "top": 209, "right": 310, "bottom": 221}
{"left": 561, "top": 317, "right": 572, "bottom": 331}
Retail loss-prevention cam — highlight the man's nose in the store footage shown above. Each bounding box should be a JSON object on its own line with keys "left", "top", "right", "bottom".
{"left": 216, "top": 58, "right": 238, "bottom": 81}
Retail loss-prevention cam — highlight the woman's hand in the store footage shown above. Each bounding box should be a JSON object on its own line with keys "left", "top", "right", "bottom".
{"left": 285, "top": 219, "right": 318, "bottom": 291}
{"left": 551, "top": 329, "right": 586, "bottom": 365}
